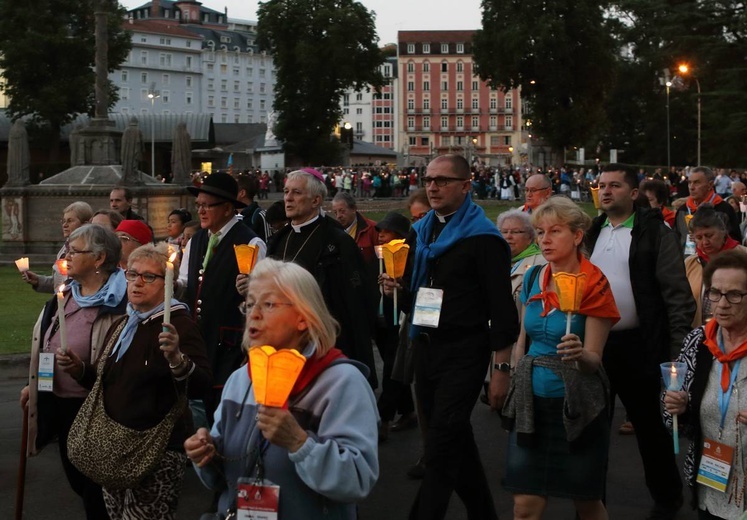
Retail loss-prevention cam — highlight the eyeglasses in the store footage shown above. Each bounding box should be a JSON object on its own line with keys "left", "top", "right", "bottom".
{"left": 239, "top": 300, "right": 294, "bottom": 316}
{"left": 706, "top": 288, "right": 747, "bottom": 304}
{"left": 195, "top": 201, "right": 227, "bottom": 211}
{"left": 420, "top": 176, "right": 468, "bottom": 188}
{"left": 525, "top": 187, "right": 550, "bottom": 194}
{"left": 500, "top": 229, "right": 528, "bottom": 236}
{"left": 117, "top": 234, "right": 141, "bottom": 244}
{"left": 60, "top": 218, "right": 80, "bottom": 225}
{"left": 411, "top": 212, "right": 428, "bottom": 223}
{"left": 66, "top": 249, "right": 93, "bottom": 258}
{"left": 124, "top": 270, "right": 165, "bottom": 284}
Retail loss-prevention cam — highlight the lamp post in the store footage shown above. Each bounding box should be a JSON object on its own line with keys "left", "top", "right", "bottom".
{"left": 147, "top": 85, "right": 160, "bottom": 176}
{"left": 678, "top": 64, "right": 701, "bottom": 166}
{"left": 666, "top": 80, "right": 672, "bottom": 170}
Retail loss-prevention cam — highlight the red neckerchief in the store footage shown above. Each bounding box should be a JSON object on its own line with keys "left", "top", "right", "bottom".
{"left": 686, "top": 190, "right": 723, "bottom": 214}
{"left": 661, "top": 206, "right": 676, "bottom": 227}
{"left": 703, "top": 320, "right": 747, "bottom": 392}
{"left": 526, "top": 255, "right": 620, "bottom": 324}
{"left": 696, "top": 236, "right": 740, "bottom": 264}
{"left": 247, "top": 347, "right": 346, "bottom": 407}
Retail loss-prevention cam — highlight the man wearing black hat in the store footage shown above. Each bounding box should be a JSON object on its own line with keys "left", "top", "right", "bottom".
{"left": 178, "top": 172, "right": 266, "bottom": 421}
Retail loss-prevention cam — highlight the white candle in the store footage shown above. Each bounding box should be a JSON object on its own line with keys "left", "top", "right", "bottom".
{"left": 376, "top": 245, "right": 384, "bottom": 317}
{"left": 670, "top": 363, "right": 680, "bottom": 454}
{"left": 57, "top": 285, "right": 68, "bottom": 354}
{"left": 15, "top": 257, "right": 29, "bottom": 272}
{"left": 163, "top": 253, "right": 176, "bottom": 328}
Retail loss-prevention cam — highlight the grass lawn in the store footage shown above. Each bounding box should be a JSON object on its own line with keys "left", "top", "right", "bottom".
{"left": 0, "top": 265, "right": 50, "bottom": 355}
{"left": 0, "top": 200, "right": 597, "bottom": 356}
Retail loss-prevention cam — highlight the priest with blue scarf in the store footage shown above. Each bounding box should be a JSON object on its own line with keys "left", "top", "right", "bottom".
{"left": 385, "top": 155, "right": 519, "bottom": 520}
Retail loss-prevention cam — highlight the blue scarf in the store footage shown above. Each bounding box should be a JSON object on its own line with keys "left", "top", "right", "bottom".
{"left": 110, "top": 299, "right": 188, "bottom": 362}
{"left": 409, "top": 195, "right": 504, "bottom": 338}
{"left": 69, "top": 269, "right": 127, "bottom": 309}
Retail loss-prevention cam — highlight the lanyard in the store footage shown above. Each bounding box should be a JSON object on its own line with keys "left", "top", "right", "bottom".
{"left": 717, "top": 328, "right": 742, "bottom": 435}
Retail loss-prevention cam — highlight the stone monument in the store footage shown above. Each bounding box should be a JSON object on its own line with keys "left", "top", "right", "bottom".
{"left": 171, "top": 121, "right": 192, "bottom": 186}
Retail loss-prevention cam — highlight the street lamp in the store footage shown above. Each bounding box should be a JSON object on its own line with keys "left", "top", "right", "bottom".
{"left": 147, "top": 85, "right": 160, "bottom": 176}
{"left": 666, "top": 80, "right": 672, "bottom": 170}
{"left": 678, "top": 63, "right": 701, "bottom": 166}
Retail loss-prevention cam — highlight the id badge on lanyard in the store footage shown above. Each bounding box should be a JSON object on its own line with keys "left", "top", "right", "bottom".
{"left": 38, "top": 353, "right": 55, "bottom": 392}
{"left": 237, "top": 477, "right": 279, "bottom": 520}
{"left": 412, "top": 287, "right": 444, "bottom": 328}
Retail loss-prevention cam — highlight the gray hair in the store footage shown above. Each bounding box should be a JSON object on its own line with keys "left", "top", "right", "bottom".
{"left": 64, "top": 201, "right": 93, "bottom": 223}
{"left": 68, "top": 224, "right": 122, "bottom": 274}
{"left": 286, "top": 170, "right": 328, "bottom": 200}
{"left": 497, "top": 208, "right": 535, "bottom": 240}
{"left": 127, "top": 242, "right": 169, "bottom": 273}
{"left": 332, "top": 191, "right": 357, "bottom": 209}
{"left": 691, "top": 166, "right": 715, "bottom": 183}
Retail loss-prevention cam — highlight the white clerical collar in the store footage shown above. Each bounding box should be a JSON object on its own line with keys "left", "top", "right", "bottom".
{"left": 434, "top": 210, "right": 457, "bottom": 223}
{"left": 291, "top": 213, "right": 320, "bottom": 233}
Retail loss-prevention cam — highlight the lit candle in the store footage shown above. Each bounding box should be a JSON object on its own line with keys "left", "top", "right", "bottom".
{"left": 15, "top": 257, "right": 29, "bottom": 272}
{"left": 163, "top": 252, "right": 177, "bottom": 328}
{"left": 55, "top": 259, "right": 68, "bottom": 277}
{"left": 375, "top": 245, "right": 384, "bottom": 317}
{"left": 57, "top": 284, "right": 68, "bottom": 354}
{"left": 670, "top": 363, "right": 680, "bottom": 455}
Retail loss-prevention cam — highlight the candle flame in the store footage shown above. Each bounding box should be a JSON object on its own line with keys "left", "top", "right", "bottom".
{"left": 55, "top": 259, "right": 68, "bottom": 276}
{"left": 671, "top": 363, "right": 677, "bottom": 376}
{"left": 168, "top": 252, "right": 178, "bottom": 263}
{"left": 375, "top": 245, "right": 384, "bottom": 259}
{"left": 57, "top": 284, "right": 66, "bottom": 295}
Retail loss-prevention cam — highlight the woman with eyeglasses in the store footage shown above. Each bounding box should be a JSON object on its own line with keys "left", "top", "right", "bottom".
{"left": 185, "top": 258, "right": 378, "bottom": 520}
{"left": 684, "top": 205, "right": 747, "bottom": 328}
{"left": 663, "top": 249, "right": 747, "bottom": 519}
{"left": 20, "top": 224, "right": 127, "bottom": 518}
{"left": 22, "top": 201, "right": 92, "bottom": 293}
{"left": 65, "top": 242, "right": 211, "bottom": 518}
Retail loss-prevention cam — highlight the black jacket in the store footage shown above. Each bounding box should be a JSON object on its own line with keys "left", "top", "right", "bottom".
{"left": 586, "top": 207, "right": 696, "bottom": 371}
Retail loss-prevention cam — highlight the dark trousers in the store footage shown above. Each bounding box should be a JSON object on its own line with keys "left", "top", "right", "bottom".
{"left": 409, "top": 332, "right": 497, "bottom": 520}
{"left": 376, "top": 324, "right": 414, "bottom": 422}
{"left": 37, "top": 392, "right": 110, "bottom": 519}
{"left": 603, "top": 328, "right": 683, "bottom": 507}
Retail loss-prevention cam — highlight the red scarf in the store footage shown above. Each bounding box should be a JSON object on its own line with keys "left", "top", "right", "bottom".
{"left": 696, "top": 236, "right": 740, "bottom": 264}
{"left": 703, "top": 319, "right": 747, "bottom": 392}
{"left": 527, "top": 255, "right": 620, "bottom": 324}
{"left": 686, "top": 190, "right": 723, "bottom": 214}
{"left": 247, "top": 347, "right": 346, "bottom": 407}
{"left": 661, "top": 206, "right": 676, "bottom": 227}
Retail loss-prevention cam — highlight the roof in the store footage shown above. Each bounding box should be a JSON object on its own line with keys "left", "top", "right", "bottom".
{"left": 128, "top": 1, "right": 222, "bottom": 16}
{"left": 123, "top": 19, "right": 204, "bottom": 39}
{"left": 63, "top": 113, "right": 213, "bottom": 143}
{"left": 185, "top": 25, "right": 258, "bottom": 51}
{"left": 398, "top": 30, "right": 475, "bottom": 43}
{"left": 351, "top": 139, "right": 397, "bottom": 157}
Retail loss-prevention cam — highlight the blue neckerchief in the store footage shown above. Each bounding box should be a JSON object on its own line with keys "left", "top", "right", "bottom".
{"left": 409, "top": 194, "right": 504, "bottom": 338}
{"left": 717, "top": 327, "right": 742, "bottom": 433}
{"left": 110, "top": 299, "right": 188, "bottom": 362}
{"left": 69, "top": 269, "right": 127, "bottom": 308}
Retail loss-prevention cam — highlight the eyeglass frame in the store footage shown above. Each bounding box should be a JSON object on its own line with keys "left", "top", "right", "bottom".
{"left": 195, "top": 201, "right": 228, "bottom": 211}
{"left": 525, "top": 187, "right": 551, "bottom": 195}
{"left": 60, "top": 218, "right": 81, "bottom": 226}
{"left": 239, "top": 300, "right": 294, "bottom": 316}
{"left": 500, "top": 229, "right": 528, "bottom": 236}
{"left": 705, "top": 288, "right": 747, "bottom": 305}
{"left": 420, "top": 176, "right": 469, "bottom": 188}
{"left": 124, "top": 269, "right": 166, "bottom": 284}
{"left": 65, "top": 249, "right": 94, "bottom": 258}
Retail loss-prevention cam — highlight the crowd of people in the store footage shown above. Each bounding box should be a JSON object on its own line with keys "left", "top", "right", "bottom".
{"left": 16, "top": 155, "right": 747, "bottom": 520}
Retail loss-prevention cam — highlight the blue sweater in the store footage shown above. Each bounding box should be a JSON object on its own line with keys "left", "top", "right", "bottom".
{"left": 194, "top": 344, "right": 380, "bottom": 519}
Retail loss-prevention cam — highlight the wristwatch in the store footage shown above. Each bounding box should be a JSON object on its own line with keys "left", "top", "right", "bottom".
{"left": 493, "top": 362, "right": 511, "bottom": 373}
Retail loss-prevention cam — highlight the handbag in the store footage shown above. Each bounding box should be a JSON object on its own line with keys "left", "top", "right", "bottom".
{"left": 67, "top": 317, "right": 188, "bottom": 490}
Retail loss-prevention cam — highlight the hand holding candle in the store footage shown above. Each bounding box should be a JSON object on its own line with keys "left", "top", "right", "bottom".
{"left": 56, "top": 284, "right": 68, "bottom": 354}
{"left": 163, "top": 252, "right": 177, "bottom": 329}
{"left": 15, "top": 257, "right": 29, "bottom": 273}
{"left": 234, "top": 244, "right": 260, "bottom": 275}
{"left": 249, "top": 346, "right": 307, "bottom": 407}
{"left": 381, "top": 240, "right": 409, "bottom": 326}
{"left": 553, "top": 272, "right": 587, "bottom": 336}
{"left": 661, "top": 361, "right": 687, "bottom": 454}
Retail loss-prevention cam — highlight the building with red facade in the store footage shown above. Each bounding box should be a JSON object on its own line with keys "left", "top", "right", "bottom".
{"left": 398, "top": 30, "right": 525, "bottom": 167}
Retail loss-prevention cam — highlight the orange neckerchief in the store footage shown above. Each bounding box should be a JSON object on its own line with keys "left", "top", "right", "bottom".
{"left": 661, "top": 206, "right": 676, "bottom": 227}
{"left": 686, "top": 190, "right": 723, "bottom": 214}
{"left": 703, "top": 320, "right": 747, "bottom": 392}
{"left": 696, "top": 236, "right": 740, "bottom": 264}
{"left": 527, "top": 255, "right": 620, "bottom": 325}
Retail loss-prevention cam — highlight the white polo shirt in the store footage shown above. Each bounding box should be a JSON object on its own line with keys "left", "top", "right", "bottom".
{"left": 590, "top": 213, "right": 639, "bottom": 331}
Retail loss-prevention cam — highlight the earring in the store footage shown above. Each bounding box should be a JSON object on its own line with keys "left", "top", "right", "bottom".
{"left": 95, "top": 267, "right": 100, "bottom": 274}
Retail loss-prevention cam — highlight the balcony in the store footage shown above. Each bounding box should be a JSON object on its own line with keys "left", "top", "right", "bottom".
{"left": 489, "top": 107, "right": 506, "bottom": 114}
{"left": 456, "top": 108, "right": 464, "bottom": 114}
{"left": 456, "top": 125, "right": 465, "bottom": 131}
{"left": 471, "top": 126, "right": 481, "bottom": 132}
{"left": 422, "top": 125, "right": 430, "bottom": 131}
{"left": 470, "top": 107, "right": 480, "bottom": 114}
{"left": 504, "top": 126, "right": 514, "bottom": 131}
{"left": 421, "top": 107, "right": 430, "bottom": 114}
{"left": 489, "top": 125, "right": 498, "bottom": 131}
{"left": 440, "top": 108, "right": 449, "bottom": 114}
{"left": 407, "top": 126, "right": 416, "bottom": 132}
{"left": 440, "top": 126, "right": 450, "bottom": 131}
{"left": 407, "top": 108, "right": 415, "bottom": 114}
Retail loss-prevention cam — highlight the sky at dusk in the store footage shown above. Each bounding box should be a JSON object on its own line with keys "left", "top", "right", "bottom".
{"left": 120, "top": 0, "right": 484, "bottom": 45}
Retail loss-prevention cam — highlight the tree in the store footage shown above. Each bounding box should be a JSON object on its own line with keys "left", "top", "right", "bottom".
{"left": 473, "top": 0, "right": 618, "bottom": 153}
{"left": 0, "top": 0, "right": 131, "bottom": 157}
{"left": 257, "top": 0, "right": 385, "bottom": 164}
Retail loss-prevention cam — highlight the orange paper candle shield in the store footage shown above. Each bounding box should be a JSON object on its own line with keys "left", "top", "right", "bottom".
{"left": 249, "top": 346, "right": 307, "bottom": 407}
{"left": 590, "top": 187, "right": 600, "bottom": 209}
{"left": 684, "top": 214, "right": 693, "bottom": 227}
{"left": 234, "top": 244, "right": 260, "bottom": 274}
{"left": 553, "top": 272, "right": 587, "bottom": 313}
{"left": 382, "top": 240, "right": 409, "bottom": 279}
{"left": 55, "top": 259, "right": 68, "bottom": 276}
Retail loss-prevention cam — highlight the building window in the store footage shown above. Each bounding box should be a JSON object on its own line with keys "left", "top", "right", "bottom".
{"left": 221, "top": 80, "right": 227, "bottom": 91}
{"left": 233, "top": 68, "right": 240, "bottom": 76}
{"left": 121, "top": 70, "right": 128, "bottom": 82}
{"left": 491, "top": 136, "right": 500, "bottom": 146}
{"left": 505, "top": 93, "right": 513, "bottom": 109}
{"left": 140, "top": 72, "right": 148, "bottom": 84}
{"left": 220, "top": 64, "right": 227, "bottom": 73}
{"left": 456, "top": 61, "right": 463, "bottom": 72}
{"left": 441, "top": 43, "right": 449, "bottom": 53}
{"left": 208, "top": 78, "right": 214, "bottom": 90}
{"left": 456, "top": 43, "right": 465, "bottom": 54}
{"left": 472, "top": 80, "right": 479, "bottom": 91}
{"left": 159, "top": 53, "right": 172, "bottom": 67}
{"left": 408, "top": 116, "right": 415, "bottom": 129}
{"left": 472, "top": 98, "right": 479, "bottom": 109}
{"left": 456, "top": 98, "right": 463, "bottom": 110}
{"left": 457, "top": 81, "right": 463, "bottom": 91}
{"left": 409, "top": 136, "right": 417, "bottom": 145}
{"left": 442, "top": 135, "right": 450, "bottom": 146}
{"left": 407, "top": 99, "right": 415, "bottom": 110}
{"left": 343, "top": 94, "right": 350, "bottom": 106}
{"left": 407, "top": 43, "right": 415, "bottom": 54}
{"left": 356, "top": 108, "right": 362, "bottom": 114}
{"left": 221, "top": 114, "right": 227, "bottom": 123}
{"left": 186, "top": 56, "right": 193, "bottom": 69}
{"left": 423, "top": 43, "right": 430, "bottom": 54}
{"left": 489, "top": 97, "right": 497, "bottom": 110}
{"left": 161, "top": 90, "right": 169, "bottom": 103}
{"left": 221, "top": 97, "right": 227, "bottom": 108}
{"left": 456, "top": 116, "right": 464, "bottom": 128}
{"left": 423, "top": 81, "right": 430, "bottom": 91}
{"left": 120, "top": 87, "right": 129, "bottom": 100}
{"left": 234, "top": 81, "right": 240, "bottom": 92}
{"left": 186, "top": 92, "right": 192, "bottom": 104}
{"left": 208, "top": 95, "right": 215, "bottom": 107}
{"left": 162, "top": 74, "right": 170, "bottom": 85}
{"left": 472, "top": 116, "right": 479, "bottom": 128}
{"left": 247, "top": 67, "right": 253, "bottom": 76}
{"left": 441, "top": 98, "right": 448, "bottom": 109}
{"left": 140, "top": 51, "right": 148, "bottom": 65}
{"left": 441, "top": 62, "right": 448, "bottom": 73}
{"left": 247, "top": 82, "right": 254, "bottom": 92}
{"left": 423, "top": 98, "right": 430, "bottom": 110}
{"left": 140, "top": 89, "right": 148, "bottom": 100}
{"left": 356, "top": 122, "right": 363, "bottom": 133}
{"left": 356, "top": 93, "right": 363, "bottom": 101}
{"left": 207, "top": 63, "right": 214, "bottom": 72}
{"left": 247, "top": 100, "right": 253, "bottom": 109}
{"left": 260, "top": 100, "right": 266, "bottom": 110}
{"left": 423, "top": 116, "right": 430, "bottom": 128}
{"left": 504, "top": 136, "right": 512, "bottom": 146}
{"left": 505, "top": 115, "right": 513, "bottom": 129}
{"left": 490, "top": 115, "right": 497, "bottom": 128}
{"left": 441, "top": 81, "right": 448, "bottom": 91}
{"left": 259, "top": 68, "right": 266, "bottom": 77}
{"left": 407, "top": 62, "right": 414, "bottom": 73}
{"left": 407, "top": 81, "right": 414, "bottom": 92}
{"left": 234, "top": 98, "right": 240, "bottom": 109}
{"left": 421, "top": 137, "right": 429, "bottom": 146}
{"left": 186, "top": 76, "right": 192, "bottom": 88}
{"left": 423, "top": 62, "right": 430, "bottom": 72}
{"left": 440, "top": 116, "right": 448, "bottom": 129}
